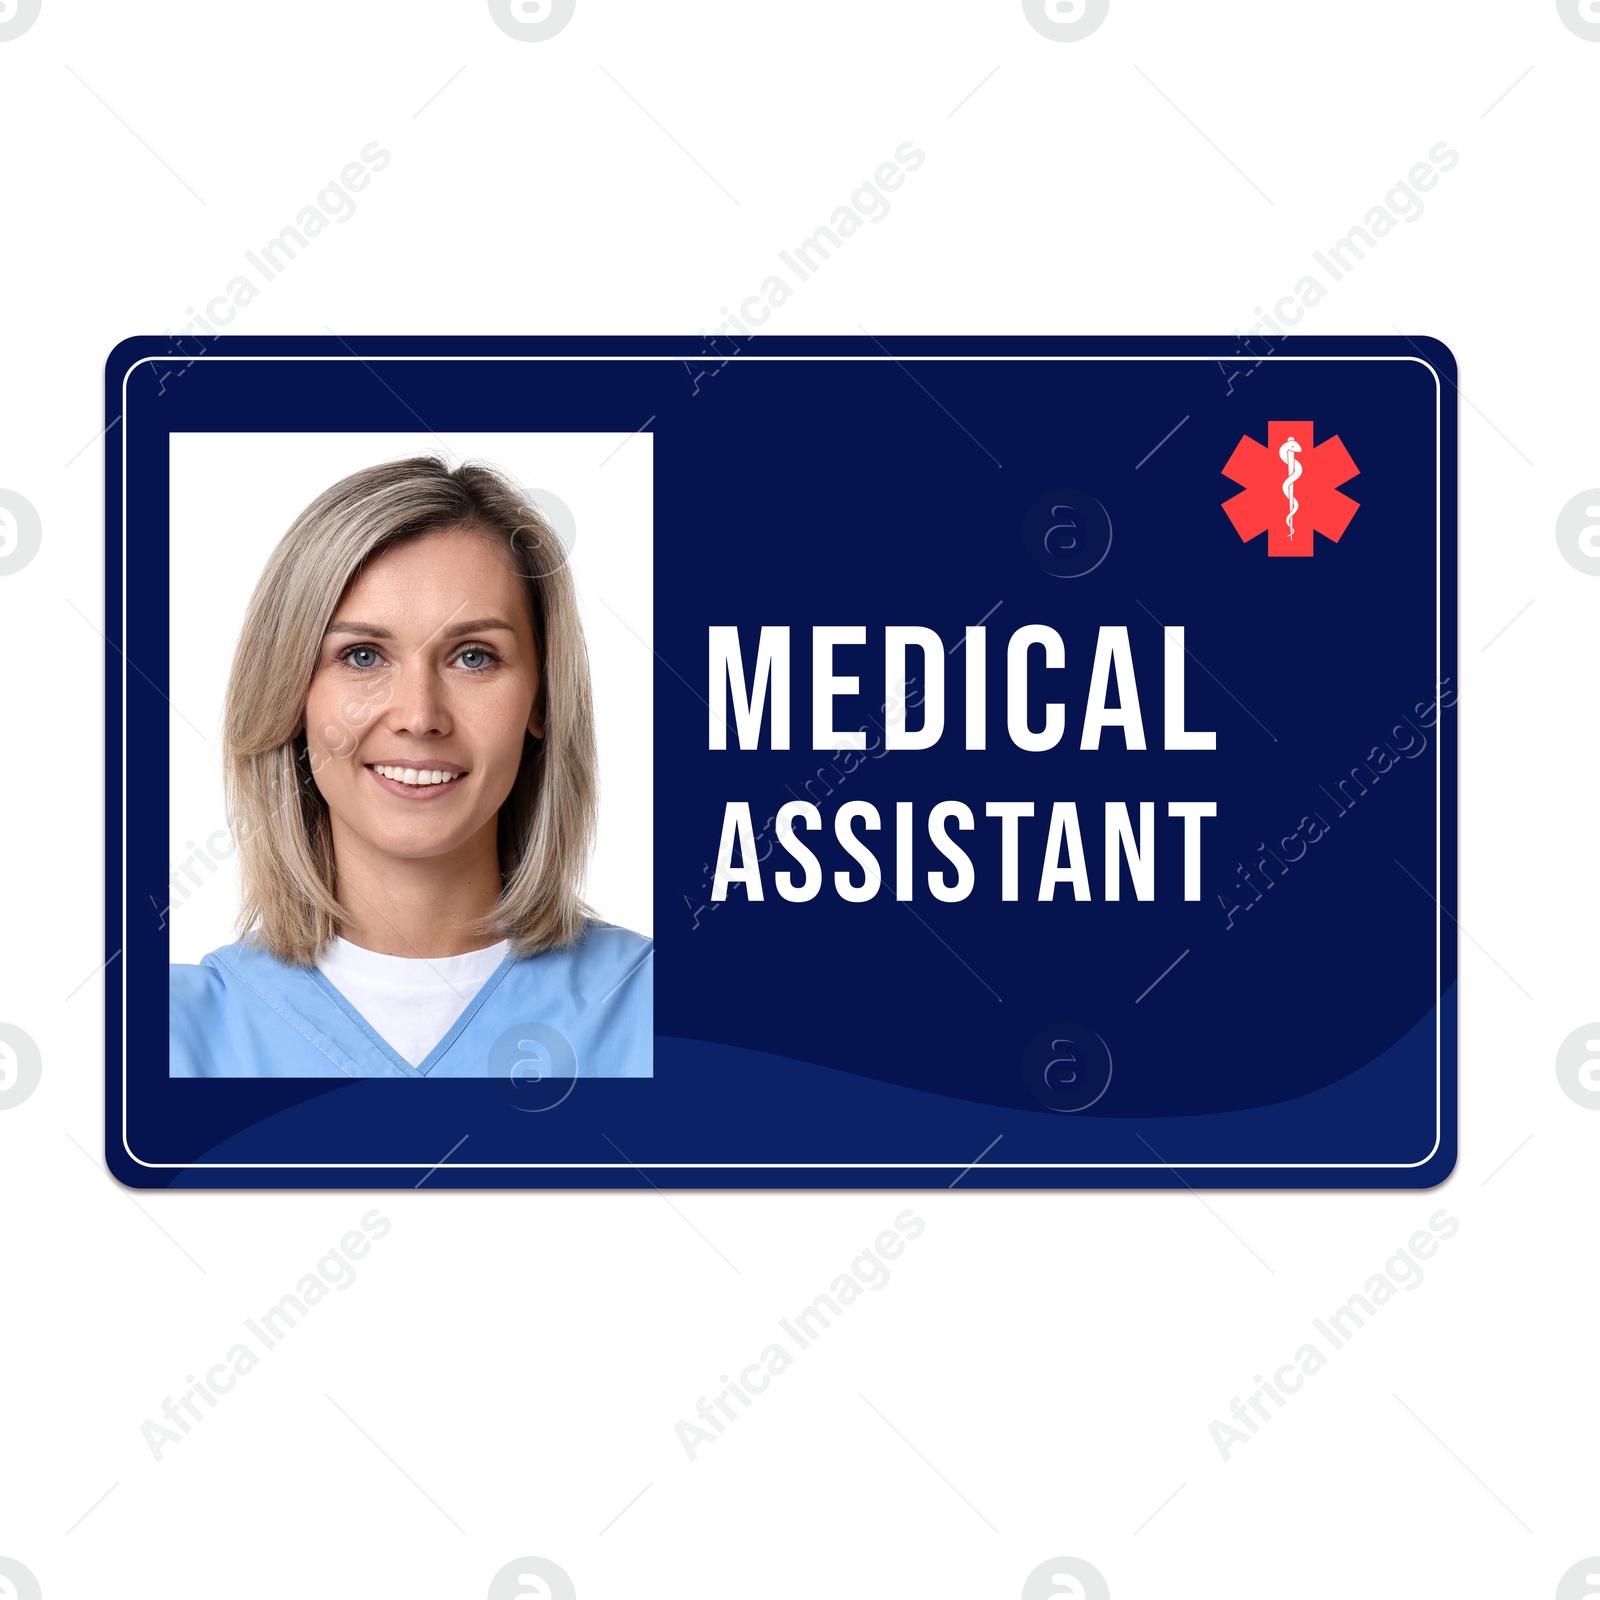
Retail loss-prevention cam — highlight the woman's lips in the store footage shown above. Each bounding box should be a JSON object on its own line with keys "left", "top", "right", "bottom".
{"left": 365, "top": 763, "right": 469, "bottom": 801}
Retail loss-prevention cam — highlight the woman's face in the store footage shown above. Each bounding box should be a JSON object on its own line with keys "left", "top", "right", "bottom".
{"left": 303, "top": 524, "right": 543, "bottom": 864}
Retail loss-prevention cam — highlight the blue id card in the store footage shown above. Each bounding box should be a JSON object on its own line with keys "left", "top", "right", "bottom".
{"left": 106, "top": 334, "right": 1455, "bottom": 1188}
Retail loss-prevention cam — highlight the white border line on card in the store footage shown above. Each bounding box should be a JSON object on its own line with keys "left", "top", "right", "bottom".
{"left": 119, "top": 351, "right": 1446, "bottom": 1171}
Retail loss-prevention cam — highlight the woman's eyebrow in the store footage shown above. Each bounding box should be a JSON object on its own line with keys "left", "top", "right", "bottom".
{"left": 325, "top": 620, "right": 395, "bottom": 639}
{"left": 322, "top": 617, "right": 516, "bottom": 640}
{"left": 442, "top": 617, "right": 517, "bottom": 638}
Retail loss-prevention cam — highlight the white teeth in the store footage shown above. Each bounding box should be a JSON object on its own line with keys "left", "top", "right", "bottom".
{"left": 372, "top": 765, "right": 462, "bottom": 786}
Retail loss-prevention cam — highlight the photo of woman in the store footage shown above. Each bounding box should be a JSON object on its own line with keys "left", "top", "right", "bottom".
{"left": 169, "top": 455, "right": 652, "bottom": 1078}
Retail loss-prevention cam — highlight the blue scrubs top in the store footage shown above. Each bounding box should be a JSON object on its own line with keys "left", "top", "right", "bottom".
{"left": 170, "top": 922, "right": 653, "bottom": 1079}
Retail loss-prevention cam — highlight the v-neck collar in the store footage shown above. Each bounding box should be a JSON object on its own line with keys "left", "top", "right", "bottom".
{"left": 216, "top": 940, "right": 521, "bottom": 1078}
{"left": 305, "top": 950, "right": 520, "bottom": 1077}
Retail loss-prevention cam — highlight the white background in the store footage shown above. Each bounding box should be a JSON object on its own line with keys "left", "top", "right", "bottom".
{"left": 1, "top": 4, "right": 1596, "bottom": 1599}
{"left": 165, "top": 430, "right": 654, "bottom": 963}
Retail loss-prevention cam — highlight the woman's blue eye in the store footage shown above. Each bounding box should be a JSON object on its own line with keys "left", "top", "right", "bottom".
{"left": 457, "top": 648, "right": 494, "bottom": 670}
{"left": 344, "top": 646, "right": 382, "bottom": 669}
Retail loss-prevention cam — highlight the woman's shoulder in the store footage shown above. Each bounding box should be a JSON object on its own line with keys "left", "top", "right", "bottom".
{"left": 170, "top": 939, "right": 288, "bottom": 994}
{"left": 565, "top": 919, "right": 653, "bottom": 972}
{"left": 574, "top": 919, "right": 653, "bottom": 958}
{"left": 170, "top": 943, "right": 232, "bottom": 1004}
{"left": 510, "top": 920, "right": 653, "bottom": 994}
{"left": 170, "top": 940, "right": 309, "bottom": 1033}
{"left": 169, "top": 944, "right": 250, "bottom": 1078}
{"left": 169, "top": 940, "right": 334, "bottom": 1078}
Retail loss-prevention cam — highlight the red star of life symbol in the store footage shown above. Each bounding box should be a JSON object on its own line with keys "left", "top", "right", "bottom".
{"left": 1220, "top": 420, "right": 1359, "bottom": 558}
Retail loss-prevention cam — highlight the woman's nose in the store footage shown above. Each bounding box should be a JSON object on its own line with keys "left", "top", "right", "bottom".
{"left": 387, "top": 660, "right": 450, "bottom": 736}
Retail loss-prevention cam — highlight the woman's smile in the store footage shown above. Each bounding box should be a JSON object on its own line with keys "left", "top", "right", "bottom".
{"left": 366, "top": 760, "right": 471, "bottom": 799}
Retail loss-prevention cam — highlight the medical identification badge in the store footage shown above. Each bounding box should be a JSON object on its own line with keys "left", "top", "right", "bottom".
{"left": 107, "top": 335, "right": 1456, "bottom": 1188}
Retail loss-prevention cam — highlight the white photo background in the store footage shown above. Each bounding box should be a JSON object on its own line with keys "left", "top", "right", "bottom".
{"left": 165, "top": 431, "right": 654, "bottom": 964}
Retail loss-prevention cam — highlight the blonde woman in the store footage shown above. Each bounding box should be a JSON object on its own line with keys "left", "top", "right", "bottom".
{"left": 170, "top": 457, "right": 652, "bottom": 1078}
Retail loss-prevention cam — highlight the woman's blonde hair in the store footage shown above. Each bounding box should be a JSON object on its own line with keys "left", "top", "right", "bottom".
{"left": 223, "top": 456, "right": 596, "bottom": 965}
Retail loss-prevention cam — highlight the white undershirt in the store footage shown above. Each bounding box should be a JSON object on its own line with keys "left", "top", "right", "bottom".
{"left": 314, "top": 937, "right": 510, "bottom": 1068}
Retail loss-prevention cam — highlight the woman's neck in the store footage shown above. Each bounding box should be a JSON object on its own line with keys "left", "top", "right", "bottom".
{"left": 329, "top": 816, "right": 506, "bottom": 958}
